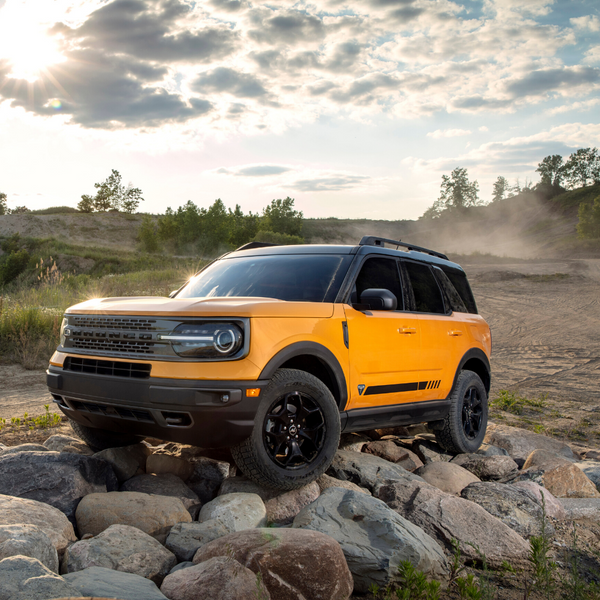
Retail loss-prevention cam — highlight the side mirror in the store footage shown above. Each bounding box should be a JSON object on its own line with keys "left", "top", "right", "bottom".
{"left": 359, "top": 288, "right": 397, "bottom": 311}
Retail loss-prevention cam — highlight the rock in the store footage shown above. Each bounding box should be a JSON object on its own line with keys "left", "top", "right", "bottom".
{"left": 0, "top": 451, "right": 119, "bottom": 523}
{"left": 582, "top": 449, "right": 600, "bottom": 461}
{"left": 0, "top": 442, "right": 6, "bottom": 450}
{"left": 0, "top": 443, "right": 48, "bottom": 455}
{"left": 338, "top": 433, "right": 372, "bottom": 452}
{"left": 76, "top": 491, "right": 192, "bottom": 543}
{"left": 410, "top": 439, "right": 453, "bottom": 465}
{"left": 169, "top": 561, "right": 194, "bottom": 575}
{"left": 523, "top": 449, "right": 574, "bottom": 470}
{"left": 574, "top": 461, "right": 600, "bottom": 491}
{"left": 460, "top": 482, "right": 553, "bottom": 538}
{"left": 43, "top": 434, "right": 84, "bottom": 452}
{"left": 451, "top": 453, "right": 518, "bottom": 481}
{"left": 293, "top": 487, "right": 447, "bottom": 594}
{"left": 64, "top": 565, "right": 168, "bottom": 600}
{"left": 477, "top": 443, "right": 510, "bottom": 457}
{"left": 63, "top": 524, "right": 177, "bottom": 584}
{"left": 166, "top": 520, "right": 230, "bottom": 562}
{"left": 0, "top": 556, "right": 79, "bottom": 600}
{"left": 559, "top": 498, "right": 600, "bottom": 520}
{"left": 327, "top": 449, "right": 424, "bottom": 492}
{"left": 484, "top": 423, "right": 575, "bottom": 466}
{"left": 93, "top": 443, "right": 150, "bottom": 483}
{"left": 121, "top": 473, "right": 201, "bottom": 518}
{"left": 186, "top": 456, "right": 235, "bottom": 504}
{"left": 199, "top": 493, "right": 267, "bottom": 532}
{"left": 194, "top": 528, "right": 353, "bottom": 600}
{"left": 219, "top": 477, "right": 320, "bottom": 524}
{"left": 0, "top": 494, "right": 77, "bottom": 556}
{"left": 161, "top": 556, "right": 270, "bottom": 600}
{"left": 376, "top": 479, "right": 531, "bottom": 567}
{"left": 147, "top": 453, "right": 194, "bottom": 481}
{"left": 362, "top": 440, "right": 424, "bottom": 471}
{"left": 316, "top": 474, "right": 370, "bottom": 495}
{"left": 366, "top": 427, "right": 413, "bottom": 440}
{"left": 61, "top": 441, "right": 96, "bottom": 456}
{"left": 512, "top": 481, "right": 567, "bottom": 520}
{"left": 514, "top": 464, "right": 600, "bottom": 499}
{"left": 416, "top": 462, "right": 480, "bottom": 495}
{"left": 0, "top": 524, "right": 59, "bottom": 573}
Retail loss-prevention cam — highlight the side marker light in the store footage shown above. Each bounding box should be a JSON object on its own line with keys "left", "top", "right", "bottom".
{"left": 246, "top": 388, "right": 261, "bottom": 397}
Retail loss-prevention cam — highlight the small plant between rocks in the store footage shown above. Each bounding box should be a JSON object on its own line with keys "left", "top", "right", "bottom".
{"left": 0, "top": 404, "right": 62, "bottom": 433}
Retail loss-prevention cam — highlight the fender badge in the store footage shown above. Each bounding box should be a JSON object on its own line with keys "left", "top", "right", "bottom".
{"left": 358, "top": 385, "right": 365, "bottom": 396}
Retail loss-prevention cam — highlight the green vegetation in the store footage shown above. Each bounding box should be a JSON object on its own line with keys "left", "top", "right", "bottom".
{"left": 0, "top": 405, "right": 62, "bottom": 433}
{"left": 77, "top": 169, "right": 143, "bottom": 214}
{"left": 577, "top": 196, "right": 600, "bottom": 239}
{"left": 489, "top": 390, "right": 547, "bottom": 415}
{"left": 422, "top": 168, "right": 482, "bottom": 219}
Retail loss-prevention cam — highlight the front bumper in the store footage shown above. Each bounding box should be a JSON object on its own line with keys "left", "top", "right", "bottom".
{"left": 47, "top": 366, "right": 269, "bottom": 448}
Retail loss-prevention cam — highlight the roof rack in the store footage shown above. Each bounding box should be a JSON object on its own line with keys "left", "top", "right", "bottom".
{"left": 235, "top": 241, "right": 278, "bottom": 252}
{"left": 359, "top": 236, "right": 448, "bottom": 261}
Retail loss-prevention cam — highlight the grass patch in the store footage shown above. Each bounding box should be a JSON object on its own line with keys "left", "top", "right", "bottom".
{"left": 489, "top": 390, "right": 548, "bottom": 415}
{"left": 0, "top": 405, "right": 62, "bottom": 432}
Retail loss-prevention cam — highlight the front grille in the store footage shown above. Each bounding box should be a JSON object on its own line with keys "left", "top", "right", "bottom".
{"left": 69, "top": 400, "right": 154, "bottom": 423}
{"left": 70, "top": 338, "right": 154, "bottom": 355}
{"left": 64, "top": 357, "right": 151, "bottom": 379}
{"left": 70, "top": 316, "right": 157, "bottom": 331}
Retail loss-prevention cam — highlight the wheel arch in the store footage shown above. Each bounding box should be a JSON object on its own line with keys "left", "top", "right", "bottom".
{"left": 453, "top": 348, "right": 491, "bottom": 395}
{"left": 258, "top": 342, "right": 348, "bottom": 411}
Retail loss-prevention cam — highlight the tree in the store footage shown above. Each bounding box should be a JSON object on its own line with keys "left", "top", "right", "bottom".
{"left": 492, "top": 176, "right": 510, "bottom": 202}
{"left": 78, "top": 194, "right": 94, "bottom": 213}
{"left": 261, "top": 197, "right": 303, "bottom": 236}
{"left": 137, "top": 215, "right": 160, "bottom": 252}
{"left": 563, "top": 148, "right": 600, "bottom": 189}
{"left": 0, "top": 192, "right": 7, "bottom": 215}
{"left": 536, "top": 155, "right": 564, "bottom": 187}
{"left": 78, "top": 170, "right": 144, "bottom": 213}
{"left": 439, "top": 168, "right": 481, "bottom": 210}
{"left": 577, "top": 196, "right": 600, "bottom": 239}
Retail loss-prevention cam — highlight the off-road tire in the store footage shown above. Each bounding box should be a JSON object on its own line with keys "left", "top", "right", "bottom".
{"left": 434, "top": 369, "right": 488, "bottom": 454}
{"left": 70, "top": 420, "right": 143, "bottom": 451}
{"left": 231, "top": 368, "right": 341, "bottom": 490}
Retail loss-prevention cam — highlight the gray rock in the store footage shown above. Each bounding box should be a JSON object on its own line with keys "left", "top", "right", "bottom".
{"left": 460, "top": 482, "right": 553, "bottom": 538}
{"left": 166, "top": 520, "right": 230, "bottom": 562}
{"left": 61, "top": 440, "right": 96, "bottom": 455}
{"left": 477, "top": 443, "right": 510, "bottom": 457}
{"left": 64, "top": 565, "right": 168, "bottom": 600}
{"left": 339, "top": 433, "right": 372, "bottom": 452}
{"left": 316, "top": 473, "right": 371, "bottom": 495}
{"left": 94, "top": 443, "right": 150, "bottom": 482}
{"left": 376, "top": 478, "right": 531, "bottom": 567}
{"left": 168, "top": 561, "right": 194, "bottom": 575}
{"left": 199, "top": 493, "right": 267, "bottom": 532}
{"left": 559, "top": 498, "right": 600, "bottom": 520}
{"left": 410, "top": 439, "right": 453, "bottom": 465}
{"left": 293, "top": 487, "right": 447, "bottom": 594}
{"left": 416, "top": 462, "right": 480, "bottom": 494}
{"left": 0, "top": 493, "right": 77, "bottom": 556}
{"left": 63, "top": 523, "right": 177, "bottom": 584}
{"left": 0, "top": 443, "right": 48, "bottom": 456}
{"left": 0, "top": 442, "right": 7, "bottom": 450}
{"left": 0, "top": 524, "right": 59, "bottom": 573}
{"left": 513, "top": 464, "right": 600, "bottom": 499}
{"left": 574, "top": 461, "right": 600, "bottom": 491}
{"left": 147, "top": 453, "right": 195, "bottom": 481}
{"left": 451, "top": 453, "right": 519, "bottom": 481}
{"left": 327, "top": 449, "right": 425, "bottom": 492}
{"left": 512, "top": 481, "right": 567, "bottom": 520}
{"left": 0, "top": 451, "right": 118, "bottom": 523}
{"left": 161, "top": 556, "right": 270, "bottom": 600}
{"left": 121, "top": 473, "right": 202, "bottom": 518}
{"left": 186, "top": 456, "right": 235, "bottom": 504}
{"left": 0, "top": 556, "right": 79, "bottom": 600}
{"left": 43, "top": 434, "right": 84, "bottom": 452}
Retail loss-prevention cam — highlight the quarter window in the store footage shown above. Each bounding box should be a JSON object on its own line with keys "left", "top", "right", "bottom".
{"left": 404, "top": 261, "right": 446, "bottom": 314}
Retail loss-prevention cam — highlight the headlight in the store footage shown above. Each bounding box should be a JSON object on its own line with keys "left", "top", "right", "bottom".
{"left": 160, "top": 322, "right": 244, "bottom": 358}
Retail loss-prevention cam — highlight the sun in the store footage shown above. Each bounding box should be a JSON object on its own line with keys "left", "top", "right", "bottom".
{"left": 0, "top": 4, "right": 64, "bottom": 82}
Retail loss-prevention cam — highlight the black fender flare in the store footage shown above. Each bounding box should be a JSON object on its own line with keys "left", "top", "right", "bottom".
{"left": 258, "top": 342, "right": 349, "bottom": 411}
{"left": 451, "top": 348, "right": 491, "bottom": 395}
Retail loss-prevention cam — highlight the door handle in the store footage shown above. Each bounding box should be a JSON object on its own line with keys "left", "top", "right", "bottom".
{"left": 448, "top": 330, "right": 463, "bottom": 336}
{"left": 398, "top": 327, "right": 416, "bottom": 334}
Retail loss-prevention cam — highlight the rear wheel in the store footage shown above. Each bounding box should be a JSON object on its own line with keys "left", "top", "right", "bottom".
{"left": 231, "top": 368, "right": 341, "bottom": 490}
{"left": 70, "top": 420, "right": 143, "bottom": 451}
{"left": 434, "top": 369, "right": 488, "bottom": 454}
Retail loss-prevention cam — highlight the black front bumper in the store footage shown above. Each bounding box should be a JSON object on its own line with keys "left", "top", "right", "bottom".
{"left": 47, "top": 367, "right": 268, "bottom": 448}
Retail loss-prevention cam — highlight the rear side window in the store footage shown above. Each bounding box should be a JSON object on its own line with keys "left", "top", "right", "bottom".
{"left": 441, "top": 266, "right": 478, "bottom": 314}
{"left": 403, "top": 261, "right": 446, "bottom": 314}
{"left": 354, "top": 257, "right": 403, "bottom": 309}
{"left": 433, "top": 267, "right": 468, "bottom": 313}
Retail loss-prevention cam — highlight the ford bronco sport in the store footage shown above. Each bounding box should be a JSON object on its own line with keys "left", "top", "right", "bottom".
{"left": 47, "top": 236, "right": 491, "bottom": 490}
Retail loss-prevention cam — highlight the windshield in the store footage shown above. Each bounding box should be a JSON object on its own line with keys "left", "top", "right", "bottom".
{"left": 177, "top": 254, "right": 353, "bottom": 303}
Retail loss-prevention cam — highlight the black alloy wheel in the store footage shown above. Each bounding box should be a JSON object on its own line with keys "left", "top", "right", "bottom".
{"left": 461, "top": 385, "right": 484, "bottom": 441}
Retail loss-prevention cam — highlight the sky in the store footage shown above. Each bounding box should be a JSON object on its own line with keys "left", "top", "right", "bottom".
{"left": 0, "top": 0, "right": 599, "bottom": 220}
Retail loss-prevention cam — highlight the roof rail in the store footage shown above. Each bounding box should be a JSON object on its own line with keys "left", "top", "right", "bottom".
{"left": 235, "top": 241, "right": 278, "bottom": 251}
{"left": 359, "top": 236, "right": 448, "bottom": 261}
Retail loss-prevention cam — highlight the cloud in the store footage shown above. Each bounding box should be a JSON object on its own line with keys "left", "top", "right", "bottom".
{"left": 192, "top": 67, "right": 267, "bottom": 98}
{"left": 217, "top": 164, "right": 293, "bottom": 176}
{"left": 427, "top": 128, "right": 472, "bottom": 138}
{"left": 289, "top": 174, "right": 371, "bottom": 192}
{"left": 571, "top": 16, "right": 600, "bottom": 32}
{"left": 503, "top": 66, "right": 600, "bottom": 97}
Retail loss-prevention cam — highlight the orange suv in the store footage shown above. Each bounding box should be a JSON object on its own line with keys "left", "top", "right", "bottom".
{"left": 47, "top": 236, "right": 491, "bottom": 489}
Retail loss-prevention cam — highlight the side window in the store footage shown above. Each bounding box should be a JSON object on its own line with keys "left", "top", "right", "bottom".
{"left": 441, "top": 266, "right": 478, "bottom": 314}
{"left": 433, "top": 267, "right": 468, "bottom": 313}
{"left": 354, "top": 257, "right": 403, "bottom": 309}
{"left": 403, "top": 261, "right": 446, "bottom": 314}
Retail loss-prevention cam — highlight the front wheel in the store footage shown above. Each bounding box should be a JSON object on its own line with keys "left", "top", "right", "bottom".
{"left": 434, "top": 369, "right": 488, "bottom": 454}
{"left": 231, "top": 368, "right": 341, "bottom": 490}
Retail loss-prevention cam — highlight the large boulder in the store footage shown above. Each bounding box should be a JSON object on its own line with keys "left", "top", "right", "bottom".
{"left": 409, "top": 439, "right": 453, "bottom": 465}
{"left": 0, "top": 556, "right": 79, "bottom": 600}
{"left": 43, "top": 434, "right": 84, "bottom": 452}
{"left": 121, "top": 473, "right": 202, "bottom": 518}
{"left": 574, "top": 461, "right": 600, "bottom": 491}
{"left": 194, "top": 528, "right": 353, "bottom": 600}
{"left": 514, "top": 464, "right": 600, "bottom": 499}
{"left": 198, "top": 493, "right": 267, "bottom": 532}
{"left": 523, "top": 449, "right": 573, "bottom": 470}
{"left": 460, "top": 482, "right": 553, "bottom": 538}
{"left": 376, "top": 479, "right": 531, "bottom": 567}
{"left": 362, "top": 440, "right": 423, "bottom": 472}
{"left": 0, "top": 494, "right": 77, "bottom": 556}
{"left": 63, "top": 565, "right": 168, "bottom": 600}
{"left": 511, "top": 481, "right": 567, "bottom": 520}
{"left": 484, "top": 423, "right": 575, "bottom": 466}
{"left": 0, "top": 524, "right": 59, "bottom": 573}
{"left": 0, "top": 451, "right": 118, "bottom": 522}
{"left": 0, "top": 443, "right": 48, "bottom": 455}
{"left": 415, "top": 462, "right": 480, "bottom": 495}
{"left": 93, "top": 443, "right": 150, "bottom": 483}
{"left": 316, "top": 474, "right": 370, "bottom": 495}
{"left": 293, "top": 487, "right": 447, "bottom": 594}
{"left": 476, "top": 443, "right": 510, "bottom": 457}
{"left": 327, "top": 449, "right": 424, "bottom": 492}
{"left": 76, "top": 491, "right": 192, "bottom": 543}
{"left": 166, "top": 520, "right": 230, "bottom": 562}
{"left": 63, "top": 524, "right": 177, "bottom": 584}
{"left": 186, "top": 456, "right": 236, "bottom": 504}
{"left": 451, "top": 453, "right": 518, "bottom": 481}
{"left": 161, "top": 556, "right": 270, "bottom": 600}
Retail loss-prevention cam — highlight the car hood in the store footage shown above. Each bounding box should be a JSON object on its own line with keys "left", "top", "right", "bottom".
{"left": 65, "top": 296, "right": 335, "bottom": 318}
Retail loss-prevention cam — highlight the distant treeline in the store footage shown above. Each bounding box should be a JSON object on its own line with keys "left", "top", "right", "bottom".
{"left": 137, "top": 197, "right": 304, "bottom": 254}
